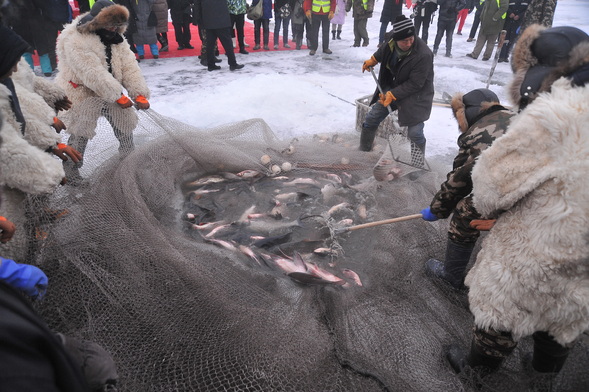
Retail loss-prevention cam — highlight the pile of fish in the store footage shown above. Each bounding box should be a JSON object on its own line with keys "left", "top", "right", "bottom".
{"left": 182, "top": 167, "right": 373, "bottom": 288}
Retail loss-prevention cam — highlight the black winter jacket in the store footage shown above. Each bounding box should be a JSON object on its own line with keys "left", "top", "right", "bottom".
{"left": 370, "top": 32, "right": 435, "bottom": 127}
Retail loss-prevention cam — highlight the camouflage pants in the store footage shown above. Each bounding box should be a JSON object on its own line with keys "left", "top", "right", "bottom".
{"left": 199, "top": 27, "right": 218, "bottom": 58}
{"left": 448, "top": 195, "right": 482, "bottom": 244}
{"left": 473, "top": 327, "right": 571, "bottom": 368}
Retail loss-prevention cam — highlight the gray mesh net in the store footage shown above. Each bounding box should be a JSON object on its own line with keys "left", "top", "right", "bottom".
{"left": 19, "top": 108, "right": 588, "bottom": 392}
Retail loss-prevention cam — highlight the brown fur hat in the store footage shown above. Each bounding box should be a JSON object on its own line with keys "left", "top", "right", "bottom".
{"left": 451, "top": 89, "right": 500, "bottom": 133}
{"left": 509, "top": 24, "right": 589, "bottom": 109}
{"left": 77, "top": 0, "right": 129, "bottom": 34}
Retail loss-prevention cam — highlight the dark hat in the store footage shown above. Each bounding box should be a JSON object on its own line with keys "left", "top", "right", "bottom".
{"left": 510, "top": 25, "right": 589, "bottom": 109}
{"left": 392, "top": 15, "right": 415, "bottom": 42}
{"left": 78, "top": 0, "right": 117, "bottom": 26}
{"left": 0, "top": 26, "right": 32, "bottom": 78}
{"left": 462, "top": 88, "right": 499, "bottom": 126}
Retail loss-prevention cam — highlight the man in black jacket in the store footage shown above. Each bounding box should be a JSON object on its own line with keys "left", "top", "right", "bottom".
{"left": 359, "top": 15, "right": 434, "bottom": 165}
{"left": 193, "top": 0, "right": 244, "bottom": 71}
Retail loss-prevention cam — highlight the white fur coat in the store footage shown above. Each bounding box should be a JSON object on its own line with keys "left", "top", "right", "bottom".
{"left": 55, "top": 13, "right": 150, "bottom": 138}
{"left": 468, "top": 78, "right": 589, "bottom": 346}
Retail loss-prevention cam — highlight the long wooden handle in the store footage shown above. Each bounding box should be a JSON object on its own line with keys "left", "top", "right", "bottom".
{"left": 336, "top": 213, "right": 423, "bottom": 233}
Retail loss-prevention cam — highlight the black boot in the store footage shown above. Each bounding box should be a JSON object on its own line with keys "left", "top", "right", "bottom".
{"left": 530, "top": 331, "right": 570, "bottom": 373}
{"left": 446, "top": 341, "right": 504, "bottom": 374}
{"left": 337, "top": 30, "right": 341, "bottom": 39}
{"left": 332, "top": 30, "right": 336, "bottom": 40}
{"left": 425, "top": 239, "right": 474, "bottom": 290}
{"left": 359, "top": 126, "right": 377, "bottom": 151}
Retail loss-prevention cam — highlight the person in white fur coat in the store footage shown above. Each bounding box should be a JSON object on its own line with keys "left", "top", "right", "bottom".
{"left": 55, "top": 0, "right": 151, "bottom": 185}
{"left": 446, "top": 25, "right": 589, "bottom": 378}
{"left": 0, "top": 27, "right": 78, "bottom": 261}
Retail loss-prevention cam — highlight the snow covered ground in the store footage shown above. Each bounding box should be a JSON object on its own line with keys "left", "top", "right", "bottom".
{"left": 140, "top": 0, "right": 588, "bottom": 160}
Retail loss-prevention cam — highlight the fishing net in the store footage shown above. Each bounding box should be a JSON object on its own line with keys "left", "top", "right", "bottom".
{"left": 19, "top": 106, "right": 588, "bottom": 392}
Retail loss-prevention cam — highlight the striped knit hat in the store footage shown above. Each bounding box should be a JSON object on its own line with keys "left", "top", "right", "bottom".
{"left": 392, "top": 15, "right": 415, "bottom": 41}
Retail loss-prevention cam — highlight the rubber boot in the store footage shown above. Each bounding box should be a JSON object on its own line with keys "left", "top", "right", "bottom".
{"left": 39, "top": 53, "right": 53, "bottom": 76}
{"left": 531, "top": 331, "right": 570, "bottom": 373}
{"left": 410, "top": 141, "right": 426, "bottom": 167}
{"left": 359, "top": 126, "right": 377, "bottom": 151}
{"left": 337, "top": 30, "right": 341, "bottom": 39}
{"left": 447, "top": 340, "right": 504, "bottom": 374}
{"left": 332, "top": 30, "right": 336, "bottom": 40}
{"left": 425, "top": 239, "right": 474, "bottom": 290}
{"left": 22, "top": 52, "right": 34, "bottom": 69}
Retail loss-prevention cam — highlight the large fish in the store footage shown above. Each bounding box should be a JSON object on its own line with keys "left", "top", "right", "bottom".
{"left": 245, "top": 217, "right": 303, "bottom": 236}
{"left": 252, "top": 232, "right": 292, "bottom": 249}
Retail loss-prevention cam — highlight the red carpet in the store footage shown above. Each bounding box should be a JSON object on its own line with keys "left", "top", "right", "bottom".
{"left": 137, "top": 20, "right": 302, "bottom": 60}
{"left": 32, "top": 21, "right": 304, "bottom": 65}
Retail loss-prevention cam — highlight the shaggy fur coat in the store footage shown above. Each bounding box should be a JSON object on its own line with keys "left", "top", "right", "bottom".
{"left": 55, "top": 4, "right": 150, "bottom": 138}
{"left": 467, "top": 26, "right": 589, "bottom": 346}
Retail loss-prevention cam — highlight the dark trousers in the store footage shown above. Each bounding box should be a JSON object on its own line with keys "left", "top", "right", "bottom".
{"left": 172, "top": 14, "right": 192, "bottom": 46}
{"left": 274, "top": 14, "right": 291, "bottom": 45}
{"left": 433, "top": 19, "right": 457, "bottom": 53}
{"left": 254, "top": 18, "right": 270, "bottom": 45}
{"left": 309, "top": 13, "right": 330, "bottom": 51}
{"left": 206, "top": 27, "right": 237, "bottom": 67}
{"left": 352, "top": 18, "right": 369, "bottom": 46}
{"left": 468, "top": 11, "right": 481, "bottom": 39}
{"left": 414, "top": 9, "right": 435, "bottom": 44}
{"left": 499, "top": 17, "right": 523, "bottom": 60}
{"left": 230, "top": 13, "right": 246, "bottom": 51}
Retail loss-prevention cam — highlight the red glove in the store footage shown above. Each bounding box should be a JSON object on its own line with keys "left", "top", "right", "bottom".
{"left": 470, "top": 219, "right": 496, "bottom": 231}
{"left": 0, "top": 216, "right": 16, "bottom": 243}
{"left": 135, "top": 95, "right": 150, "bottom": 110}
{"left": 52, "top": 117, "right": 66, "bottom": 133}
{"left": 52, "top": 143, "right": 83, "bottom": 164}
{"left": 116, "top": 94, "right": 133, "bottom": 108}
{"left": 305, "top": 10, "right": 311, "bottom": 20}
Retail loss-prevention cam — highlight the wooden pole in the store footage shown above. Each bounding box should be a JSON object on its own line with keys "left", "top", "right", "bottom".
{"left": 335, "top": 213, "right": 424, "bottom": 233}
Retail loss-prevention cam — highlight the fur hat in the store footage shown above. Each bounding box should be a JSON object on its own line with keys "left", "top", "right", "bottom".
{"left": 451, "top": 89, "right": 500, "bottom": 133}
{"left": 392, "top": 15, "right": 415, "bottom": 42}
{"left": 77, "top": 0, "right": 129, "bottom": 34}
{"left": 509, "top": 25, "right": 589, "bottom": 109}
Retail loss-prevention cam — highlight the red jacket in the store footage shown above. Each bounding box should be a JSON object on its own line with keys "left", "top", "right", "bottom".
{"left": 303, "top": 0, "right": 337, "bottom": 15}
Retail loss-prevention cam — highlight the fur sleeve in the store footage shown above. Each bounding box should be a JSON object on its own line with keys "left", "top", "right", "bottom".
{"left": 14, "top": 83, "right": 61, "bottom": 150}
{"left": 113, "top": 43, "right": 151, "bottom": 99}
{"left": 471, "top": 102, "right": 557, "bottom": 217}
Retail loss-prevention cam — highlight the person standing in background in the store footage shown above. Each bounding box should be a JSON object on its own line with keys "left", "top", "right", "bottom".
{"left": 304, "top": 0, "right": 337, "bottom": 55}
{"left": 273, "top": 0, "right": 293, "bottom": 49}
{"left": 497, "top": 0, "right": 529, "bottom": 62}
{"left": 168, "top": 0, "right": 194, "bottom": 50}
{"left": 466, "top": 0, "right": 483, "bottom": 42}
{"left": 378, "top": 0, "right": 404, "bottom": 46}
{"left": 330, "top": 0, "right": 346, "bottom": 40}
{"left": 412, "top": 0, "right": 438, "bottom": 45}
{"left": 228, "top": 0, "right": 249, "bottom": 54}
{"left": 291, "top": 0, "right": 310, "bottom": 49}
{"left": 153, "top": 0, "right": 170, "bottom": 52}
{"left": 132, "top": 0, "right": 159, "bottom": 59}
{"left": 432, "top": 0, "right": 466, "bottom": 58}
{"left": 346, "top": 0, "right": 374, "bottom": 47}
{"left": 251, "top": 0, "right": 273, "bottom": 50}
{"left": 455, "top": 0, "right": 475, "bottom": 35}
{"left": 519, "top": 0, "right": 556, "bottom": 31}
{"left": 466, "top": 0, "right": 507, "bottom": 60}
{"left": 113, "top": 0, "right": 139, "bottom": 54}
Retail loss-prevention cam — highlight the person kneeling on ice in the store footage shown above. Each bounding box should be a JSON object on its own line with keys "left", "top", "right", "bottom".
{"left": 358, "top": 15, "right": 433, "bottom": 168}
{"left": 446, "top": 25, "right": 589, "bottom": 381}
{"left": 420, "top": 88, "right": 514, "bottom": 290}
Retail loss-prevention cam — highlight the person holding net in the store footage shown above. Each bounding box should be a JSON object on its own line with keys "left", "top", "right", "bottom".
{"left": 446, "top": 25, "right": 589, "bottom": 381}
{"left": 359, "top": 15, "right": 433, "bottom": 167}
{"left": 420, "top": 88, "right": 514, "bottom": 290}
{"left": 55, "top": 0, "right": 151, "bottom": 185}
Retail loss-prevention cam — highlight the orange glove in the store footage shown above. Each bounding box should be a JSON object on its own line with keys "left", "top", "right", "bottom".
{"left": 52, "top": 143, "right": 83, "bottom": 164}
{"left": 305, "top": 10, "right": 311, "bottom": 20}
{"left": 0, "top": 216, "right": 16, "bottom": 243}
{"left": 135, "top": 95, "right": 150, "bottom": 110}
{"left": 116, "top": 94, "right": 133, "bottom": 108}
{"left": 379, "top": 91, "right": 396, "bottom": 107}
{"left": 362, "top": 56, "right": 378, "bottom": 73}
{"left": 52, "top": 117, "right": 66, "bottom": 133}
{"left": 328, "top": 11, "right": 334, "bottom": 20}
{"left": 470, "top": 219, "right": 496, "bottom": 231}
